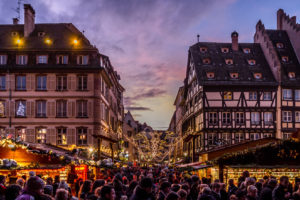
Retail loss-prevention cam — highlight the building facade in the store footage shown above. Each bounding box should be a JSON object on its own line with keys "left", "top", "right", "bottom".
{"left": 172, "top": 9, "right": 300, "bottom": 163}
{"left": 0, "top": 4, "right": 124, "bottom": 156}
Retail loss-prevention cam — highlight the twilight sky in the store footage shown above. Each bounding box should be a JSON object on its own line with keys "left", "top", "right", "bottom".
{"left": 0, "top": 0, "right": 300, "bottom": 129}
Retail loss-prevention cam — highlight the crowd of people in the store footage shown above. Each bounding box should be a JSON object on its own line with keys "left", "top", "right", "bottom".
{"left": 0, "top": 167, "right": 299, "bottom": 200}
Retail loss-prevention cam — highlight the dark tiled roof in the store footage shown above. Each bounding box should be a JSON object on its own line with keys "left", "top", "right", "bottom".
{"left": 266, "top": 30, "right": 300, "bottom": 86}
{"left": 0, "top": 23, "right": 96, "bottom": 50}
{"left": 189, "top": 42, "right": 277, "bottom": 86}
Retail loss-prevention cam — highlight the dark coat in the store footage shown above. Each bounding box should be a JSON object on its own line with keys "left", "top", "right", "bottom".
{"left": 272, "top": 185, "right": 290, "bottom": 200}
{"left": 260, "top": 185, "right": 274, "bottom": 200}
{"left": 198, "top": 194, "right": 216, "bottom": 200}
{"left": 130, "top": 186, "right": 155, "bottom": 200}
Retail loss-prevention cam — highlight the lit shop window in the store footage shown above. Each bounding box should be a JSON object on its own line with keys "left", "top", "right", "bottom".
{"left": 0, "top": 101, "right": 5, "bottom": 118}
{"left": 36, "top": 128, "right": 47, "bottom": 144}
{"left": 77, "top": 127, "right": 87, "bottom": 145}
{"left": 57, "top": 127, "right": 67, "bottom": 145}
{"left": 0, "top": 128, "right": 6, "bottom": 139}
{"left": 16, "top": 128, "right": 26, "bottom": 142}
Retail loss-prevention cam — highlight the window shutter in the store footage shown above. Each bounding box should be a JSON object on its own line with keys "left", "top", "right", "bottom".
{"left": 67, "top": 76, "right": 72, "bottom": 90}
{"left": 50, "top": 75, "right": 56, "bottom": 91}
{"left": 46, "top": 129, "right": 51, "bottom": 144}
{"left": 50, "top": 129, "right": 56, "bottom": 145}
{"left": 26, "top": 101, "right": 31, "bottom": 117}
{"left": 5, "top": 101, "right": 9, "bottom": 117}
{"left": 72, "top": 102, "right": 75, "bottom": 117}
{"left": 67, "top": 128, "right": 76, "bottom": 145}
{"left": 71, "top": 76, "right": 76, "bottom": 90}
{"left": 26, "top": 75, "right": 31, "bottom": 91}
{"left": 10, "top": 101, "right": 15, "bottom": 117}
{"left": 47, "top": 102, "right": 51, "bottom": 117}
{"left": 88, "top": 101, "right": 93, "bottom": 118}
{"left": 88, "top": 129, "right": 93, "bottom": 145}
{"left": 31, "top": 102, "right": 35, "bottom": 117}
{"left": 27, "top": 129, "right": 35, "bottom": 143}
{"left": 67, "top": 101, "right": 72, "bottom": 117}
{"left": 31, "top": 75, "right": 35, "bottom": 90}
{"left": 87, "top": 75, "right": 93, "bottom": 91}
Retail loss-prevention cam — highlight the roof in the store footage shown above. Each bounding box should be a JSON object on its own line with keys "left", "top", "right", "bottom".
{"left": 266, "top": 30, "right": 300, "bottom": 86}
{"left": 0, "top": 23, "right": 96, "bottom": 50}
{"left": 189, "top": 42, "right": 277, "bottom": 86}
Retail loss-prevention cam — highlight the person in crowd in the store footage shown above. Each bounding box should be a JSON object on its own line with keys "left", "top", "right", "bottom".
{"left": 272, "top": 176, "right": 291, "bottom": 200}
{"left": 130, "top": 177, "right": 155, "bottom": 200}
{"left": 157, "top": 181, "right": 171, "bottom": 200}
{"left": 53, "top": 175, "right": 60, "bottom": 196}
{"left": 260, "top": 179, "right": 277, "bottom": 200}
{"left": 75, "top": 178, "right": 84, "bottom": 197}
{"left": 5, "top": 184, "right": 22, "bottom": 200}
{"left": 126, "top": 181, "right": 138, "bottom": 199}
{"left": 177, "top": 189, "right": 187, "bottom": 200}
{"left": 228, "top": 179, "right": 238, "bottom": 197}
{"left": 165, "top": 191, "right": 180, "bottom": 200}
{"left": 0, "top": 175, "right": 6, "bottom": 199}
{"left": 78, "top": 180, "right": 93, "bottom": 200}
{"left": 16, "top": 176, "right": 45, "bottom": 200}
{"left": 189, "top": 175, "right": 200, "bottom": 200}
{"left": 198, "top": 187, "right": 215, "bottom": 200}
{"left": 55, "top": 188, "right": 69, "bottom": 200}
{"left": 99, "top": 185, "right": 116, "bottom": 200}
{"left": 246, "top": 185, "right": 257, "bottom": 200}
{"left": 88, "top": 179, "right": 106, "bottom": 200}
{"left": 211, "top": 182, "right": 221, "bottom": 200}
{"left": 16, "top": 178, "right": 25, "bottom": 189}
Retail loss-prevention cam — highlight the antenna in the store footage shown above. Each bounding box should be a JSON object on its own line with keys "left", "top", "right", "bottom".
{"left": 197, "top": 34, "right": 200, "bottom": 43}
{"left": 12, "top": 0, "right": 25, "bottom": 21}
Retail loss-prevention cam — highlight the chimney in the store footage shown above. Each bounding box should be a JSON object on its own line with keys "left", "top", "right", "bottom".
{"left": 13, "top": 18, "right": 19, "bottom": 25}
{"left": 277, "top": 9, "right": 284, "bottom": 30}
{"left": 231, "top": 31, "right": 239, "bottom": 51}
{"left": 291, "top": 16, "right": 297, "bottom": 24}
{"left": 24, "top": 4, "right": 35, "bottom": 37}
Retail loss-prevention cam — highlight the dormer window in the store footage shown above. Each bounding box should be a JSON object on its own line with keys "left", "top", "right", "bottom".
{"left": 202, "top": 58, "right": 211, "bottom": 65}
{"left": 276, "top": 43, "right": 284, "bottom": 48}
{"left": 206, "top": 72, "right": 215, "bottom": 79}
{"left": 248, "top": 59, "right": 256, "bottom": 66}
{"left": 38, "top": 32, "right": 46, "bottom": 37}
{"left": 221, "top": 48, "right": 229, "bottom": 53}
{"left": 253, "top": 73, "right": 262, "bottom": 80}
{"left": 225, "top": 59, "right": 233, "bottom": 65}
{"left": 37, "top": 55, "right": 48, "bottom": 64}
{"left": 288, "top": 72, "right": 296, "bottom": 79}
{"left": 11, "top": 32, "right": 18, "bottom": 37}
{"left": 57, "top": 55, "right": 68, "bottom": 64}
{"left": 0, "top": 55, "right": 7, "bottom": 65}
{"left": 243, "top": 48, "right": 251, "bottom": 54}
{"left": 282, "top": 56, "right": 289, "bottom": 63}
{"left": 230, "top": 73, "right": 239, "bottom": 79}
{"left": 77, "top": 55, "right": 89, "bottom": 65}
{"left": 200, "top": 47, "right": 208, "bottom": 53}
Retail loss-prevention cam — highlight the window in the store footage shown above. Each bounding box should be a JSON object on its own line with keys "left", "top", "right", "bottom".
{"left": 77, "top": 55, "right": 89, "bottom": 65}
{"left": 208, "top": 112, "right": 218, "bottom": 125}
{"left": 224, "top": 92, "right": 232, "bottom": 100}
{"left": 235, "top": 133, "right": 244, "bottom": 143}
{"left": 57, "top": 128, "right": 67, "bottom": 145}
{"left": 276, "top": 43, "right": 284, "bottom": 48}
{"left": 37, "top": 55, "right": 48, "bottom": 64}
{"left": 283, "top": 133, "right": 291, "bottom": 139}
{"left": 222, "top": 112, "right": 231, "bottom": 125}
{"left": 263, "top": 92, "right": 272, "bottom": 100}
{"left": 77, "top": 75, "right": 87, "bottom": 91}
{"left": 127, "top": 131, "right": 132, "bottom": 137}
{"left": 208, "top": 133, "right": 217, "bottom": 146}
{"left": 288, "top": 72, "right": 296, "bottom": 79}
{"left": 251, "top": 112, "right": 260, "bottom": 125}
{"left": 202, "top": 58, "right": 211, "bottom": 64}
{"left": 0, "top": 101, "right": 5, "bottom": 117}
{"left": 264, "top": 112, "right": 273, "bottom": 125}
{"left": 295, "top": 90, "right": 300, "bottom": 101}
{"left": 36, "top": 75, "right": 47, "bottom": 91}
{"left": 200, "top": 47, "right": 207, "bottom": 53}
{"left": 16, "top": 128, "right": 26, "bottom": 142}
{"left": 282, "top": 111, "right": 292, "bottom": 122}
{"left": 57, "top": 55, "right": 68, "bottom": 64}
{"left": 0, "top": 55, "right": 7, "bottom": 65}
{"left": 230, "top": 73, "right": 238, "bottom": 79}
{"left": 225, "top": 59, "right": 233, "bottom": 65}
{"left": 249, "top": 92, "right": 257, "bottom": 100}
{"left": 282, "top": 56, "right": 289, "bottom": 63}
{"left": 295, "top": 112, "right": 300, "bottom": 122}
{"left": 36, "top": 128, "right": 47, "bottom": 143}
{"left": 15, "top": 100, "right": 26, "bottom": 117}
{"left": 253, "top": 73, "right": 262, "bottom": 79}
{"left": 0, "top": 76, "right": 5, "bottom": 90}
{"left": 250, "top": 133, "right": 260, "bottom": 140}
{"left": 248, "top": 59, "right": 256, "bottom": 65}
{"left": 56, "top": 100, "right": 67, "bottom": 117}
{"left": 16, "top": 55, "right": 28, "bottom": 65}
{"left": 243, "top": 48, "right": 251, "bottom": 54}
{"left": 0, "top": 128, "right": 5, "bottom": 139}
{"left": 221, "top": 48, "right": 229, "bottom": 53}
{"left": 77, "top": 100, "right": 88, "bottom": 117}
{"left": 206, "top": 72, "right": 215, "bottom": 79}
{"left": 236, "top": 112, "right": 245, "bottom": 124}
{"left": 283, "top": 89, "right": 292, "bottom": 100}
{"left": 16, "top": 75, "right": 26, "bottom": 90}
{"left": 77, "top": 127, "right": 87, "bottom": 145}
{"left": 38, "top": 32, "right": 45, "bottom": 37}
{"left": 36, "top": 101, "right": 46, "bottom": 118}
{"left": 56, "top": 76, "right": 67, "bottom": 91}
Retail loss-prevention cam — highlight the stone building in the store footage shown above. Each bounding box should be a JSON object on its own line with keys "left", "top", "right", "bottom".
{"left": 171, "top": 9, "right": 300, "bottom": 163}
{"left": 0, "top": 4, "right": 124, "bottom": 156}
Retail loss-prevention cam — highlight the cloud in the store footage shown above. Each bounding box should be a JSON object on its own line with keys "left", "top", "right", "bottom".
{"left": 126, "top": 106, "right": 152, "bottom": 111}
